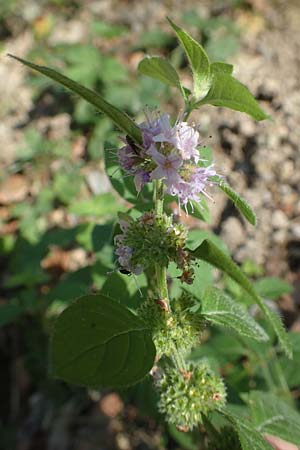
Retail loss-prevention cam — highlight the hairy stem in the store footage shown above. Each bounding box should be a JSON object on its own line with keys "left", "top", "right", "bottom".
{"left": 154, "top": 179, "right": 164, "bottom": 216}
{"left": 153, "top": 180, "right": 186, "bottom": 371}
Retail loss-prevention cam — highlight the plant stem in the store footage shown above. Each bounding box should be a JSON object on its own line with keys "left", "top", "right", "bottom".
{"left": 154, "top": 180, "right": 170, "bottom": 308}
{"left": 153, "top": 180, "right": 186, "bottom": 371}
{"left": 154, "top": 179, "right": 164, "bottom": 216}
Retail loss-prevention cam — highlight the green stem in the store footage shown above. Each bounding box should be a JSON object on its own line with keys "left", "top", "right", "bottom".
{"left": 153, "top": 180, "right": 186, "bottom": 371}
{"left": 154, "top": 179, "right": 164, "bottom": 216}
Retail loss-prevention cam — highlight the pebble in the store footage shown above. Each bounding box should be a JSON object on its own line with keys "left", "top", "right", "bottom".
{"left": 272, "top": 210, "right": 289, "bottom": 229}
{"left": 221, "top": 217, "right": 245, "bottom": 251}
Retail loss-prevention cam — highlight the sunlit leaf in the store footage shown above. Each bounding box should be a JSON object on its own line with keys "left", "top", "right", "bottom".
{"left": 167, "top": 18, "right": 211, "bottom": 100}
{"left": 198, "top": 73, "right": 269, "bottom": 121}
{"left": 210, "top": 61, "right": 234, "bottom": 75}
{"left": 138, "top": 56, "right": 184, "bottom": 93}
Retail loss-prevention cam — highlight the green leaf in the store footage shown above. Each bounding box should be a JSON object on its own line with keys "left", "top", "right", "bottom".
{"left": 211, "top": 61, "right": 234, "bottom": 75}
{"left": 167, "top": 18, "right": 211, "bottom": 101}
{"left": 200, "top": 287, "right": 268, "bottom": 341}
{"left": 138, "top": 56, "right": 183, "bottom": 92}
{"left": 0, "top": 303, "right": 22, "bottom": 328}
{"left": 245, "top": 391, "right": 300, "bottom": 445}
{"left": 198, "top": 73, "right": 269, "bottom": 121}
{"left": 68, "top": 193, "right": 123, "bottom": 217}
{"left": 186, "top": 198, "right": 211, "bottom": 223}
{"left": 222, "top": 409, "right": 273, "bottom": 450}
{"left": 51, "top": 294, "right": 156, "bottom": 387}
{"left": 192, "top": 240, "right": 292, "bottom": 358}
{"left": 278, "top": 332, "right": 300, "bottom": 387}
{"left": 217, "top": 180, "right": 257, "bottom": 225}
{"left": 254, "top": 277, "right": 293, "bottom": 300}
{"left": 8, "top": 54, "right": 142, "bottom": 144}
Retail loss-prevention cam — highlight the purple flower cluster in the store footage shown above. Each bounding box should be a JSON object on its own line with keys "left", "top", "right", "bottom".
{"left": 114, "top": 219, "right": 143, "bottom": 275}
{"left": 118, "top": 113, "right": 217, "bottom": 209}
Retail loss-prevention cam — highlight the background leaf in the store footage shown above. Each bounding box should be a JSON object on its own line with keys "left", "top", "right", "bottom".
{"left": 245, "top": 391, "right": 300, "bottom": 445}
{"left": 198, "top": 73, "right": 269, "bottom": 121}
{"left": 222, "top": 410, "right": 273, "bottom": 450}
{"left": 68, "top": 193, "right": 123, "bottom": 217}
{"left": 51, "top": 294, "right": 156, "bottom": 387}
{"left": 254, "top": 277, "right": 293, "bottom": 300}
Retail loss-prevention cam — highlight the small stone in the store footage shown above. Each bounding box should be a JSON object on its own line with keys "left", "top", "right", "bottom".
{"left": 221, "top": 217, "right": 245, "bottom": 251}
{"left": 272, "top": 210, "right": 289, "bottom": 229}
{"left": 0, "top": 174, "right": 29, "bottom": 204}
{"left": 99, "top": 393, "right": 124, "bottom": 418}
{"left": 291, "top": 223, "right": 300, "bottom": 239}
{"left": 273, "top": 229, "right": 287, "bottom": 244}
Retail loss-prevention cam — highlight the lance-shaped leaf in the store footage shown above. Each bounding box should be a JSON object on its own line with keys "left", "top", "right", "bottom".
{"left": 167, "top": 18, "right": 211, "bottom": 101}
{"left": 192, "top": 240, "right": 292, "bottom": 358}
{"left": 51, "top": 294, "right": 156, "bottom": 387}
{"left": 244, "top": 391, "right": 300, "bottom": 445}
{"left": 199, "top": 287, "right": 268, "bottom": 341}
{"left": 217, "top": 179, "right": 257, "bottom": 225}
{"left": 138, "top": 56, "right": 186, "bottom": 96}
{"left": 221, "top": 409, "right": 273, "bottom": 450}
{"left": 8, "top": 54, "right": 142, "bottom": 144}
{"left": 210, "top": 61, "right": 234, "bottom": 75}
{"left": 197, "top": 73, "right": 269, "bottom": 121}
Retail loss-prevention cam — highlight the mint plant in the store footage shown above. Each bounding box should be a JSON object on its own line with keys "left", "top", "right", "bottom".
{"left": 9, "top": 18, "right": 296, "bottom": 449}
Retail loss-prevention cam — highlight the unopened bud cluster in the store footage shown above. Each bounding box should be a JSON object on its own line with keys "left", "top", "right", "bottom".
{"left": 115, "top": 211, "right": 193, "bottom": 278}
{"left": 138, "top": 294, "right": 203, "bottom": 359}
{"left": 155, "top": 362, "right": 226, "bottom": 430}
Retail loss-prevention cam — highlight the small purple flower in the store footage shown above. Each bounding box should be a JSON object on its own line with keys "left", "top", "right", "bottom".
{"left": 148, "top": 146, "right": 183, "bottom": 185}
{"left": 118, "top": 144, "right": 137, "bottom": 173}
{"left": 134, "top": 169, "right": 151, "bottom": 192}
{"left": 170, "top": 165, "right": 216, "bottom": 209}
{"left": 140, "top": 113, "right": 170, "bottom": 149}
{"left": 174, "top": 122, "right": 200, "bottom": 162}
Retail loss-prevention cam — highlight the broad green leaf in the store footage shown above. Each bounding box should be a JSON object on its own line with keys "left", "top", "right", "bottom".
{"left": 217, "top": 180, "right": 256, "bottom": 225}
{"left": 245, "top": 391, "right": 300, "bottom": 445}
{"left": 198, "top": 73, "right": 269, "bottom": 121}
{"left": 8, "top": 54, "right": 142, "bottom": 144}
{"left": 200, "top": 287, "right": 268, "bottom": 341}
{"left": 167, "top": 18, "right": 211, "bottom": 100}
{"left": 51, "top": 294, "right": 156, "bottom": 387}
{"left": 138, "top": 56, "right": 184, "bottom": 94}
{"left": 211, "top": 61, "right": 234, "bottom": 75}
{"left": 192, "top": 240, "right": 292, "bottom": 358}
{"left": 254, "top": 277, "right": 293, "bottom": 300}
{"left": 68, "top": 193, "right": 123, "bottom": 217}
{"left": 222, "top": 410, "right": 273, "bottom": 450}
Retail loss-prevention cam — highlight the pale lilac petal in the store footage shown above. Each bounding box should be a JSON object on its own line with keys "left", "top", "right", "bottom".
{"left": 150, "top": 166, "right": 166, "bottom": 180}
